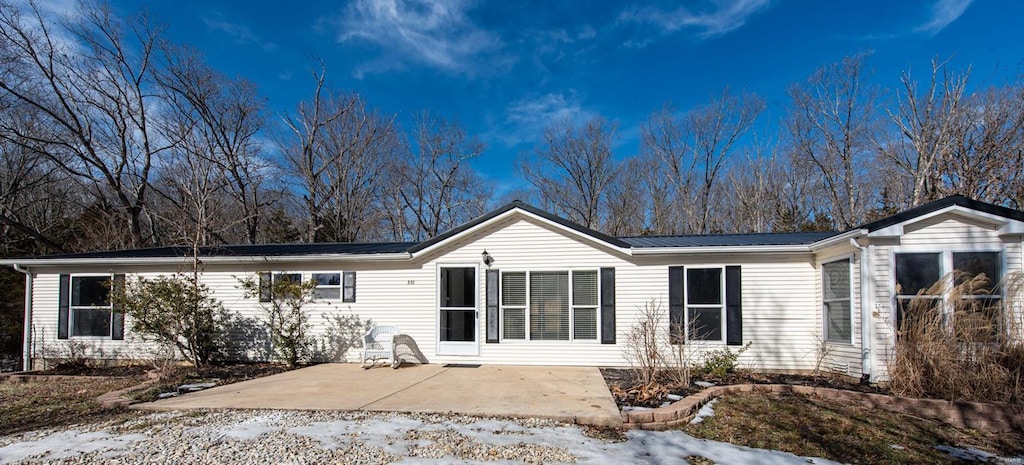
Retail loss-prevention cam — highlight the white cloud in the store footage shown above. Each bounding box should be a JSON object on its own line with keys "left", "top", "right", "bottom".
{"left": 335, "top": 0, "right": 503, "bottom": 76}
{"left": 202, "top": 15, "right": 277, "bottom": 51}
{"left": 914, "top": 0, "right": 973, "bottom": 35}
{"left": 496, "top": 92, "right": 595, "bottom": 147}
{"left": 618, "top": 0, "right": 771, "bottom": 40}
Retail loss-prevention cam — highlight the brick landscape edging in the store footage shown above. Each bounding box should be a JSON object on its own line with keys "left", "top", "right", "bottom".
{"left": 620, "top": 384, "right": 1024, "bottom": 433}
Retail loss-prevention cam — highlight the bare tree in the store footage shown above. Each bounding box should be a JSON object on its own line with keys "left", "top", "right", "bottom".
{"left": 158, "top": 45, "right": 270, "bottom": 244}
{"left": 787, "top": 54, "right": 879, "bottom": 229}
{"left": 0, "top": 1, "right": 171, "bottom": 248}
{"left": 879, "top": 58, "right": 970, "bottom": 208}
{"left": 641, "top": 90, "right": 764, "bottom": 234}
{"left": 388, "top": 112, "right": 489, "bottom": 241}
{"left": 941, "top": 84, "right": 1024, "bottom": 206}
{"left": 519, "top": 116, "right": 618, "bottom": 229}
{"left": 604, "top": 156, "right": 647, "bottom": 236}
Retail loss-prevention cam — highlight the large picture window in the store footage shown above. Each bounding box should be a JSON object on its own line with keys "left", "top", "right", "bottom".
{"left": 686, "top": 267, "right": 724, "bottom": 341}
{"left": 500, "top": 270, "right": 598, "bottom": 342}
{"left": 822, "top": 259, "right": 852, "bottom": 343}
{"left": 894, "top": 251, "right": 1003, "bottom": 338}
{"left": 71, "top": 275, "right": 112, "bottom": 337}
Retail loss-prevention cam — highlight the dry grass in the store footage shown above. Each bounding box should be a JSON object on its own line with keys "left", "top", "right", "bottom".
{"left": 682, "top": 391, "right": 1024, "bottom": 464}
{"left": 890, "top": 272, "right": 1024, "bottom": 403}
{"left": 0, "top": 376, "right": 146, "bottom": 436}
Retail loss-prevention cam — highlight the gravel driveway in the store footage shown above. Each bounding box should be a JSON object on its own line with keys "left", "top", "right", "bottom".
{"left": 0, "top": 410, "right": 842, "bottom": 464}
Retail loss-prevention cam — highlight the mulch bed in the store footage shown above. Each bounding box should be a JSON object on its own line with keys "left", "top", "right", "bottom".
{"left": 601, "top": 368, "right": 889, "bottom": 408}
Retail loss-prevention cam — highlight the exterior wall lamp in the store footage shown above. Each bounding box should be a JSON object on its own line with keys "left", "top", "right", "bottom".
{"left": 481, "top": 250, "right": 494, "bottom": 267}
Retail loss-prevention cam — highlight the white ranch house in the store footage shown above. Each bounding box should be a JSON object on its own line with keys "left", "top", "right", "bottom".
{"left": 4, "top": 195, "right": 1023, "bottom": 382}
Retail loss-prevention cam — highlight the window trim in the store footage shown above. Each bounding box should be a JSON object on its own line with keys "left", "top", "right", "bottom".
{"left": 69, "top": 273, "right": 114, "bottom": 339}
{"left": 684, "top": 266, "right": 726, "bottom": 343}
{"left": 821, "top": 256, "right": 854, "bottom": 345}
{"left": 498, "top": 268, "right": 602, "bottom": 343}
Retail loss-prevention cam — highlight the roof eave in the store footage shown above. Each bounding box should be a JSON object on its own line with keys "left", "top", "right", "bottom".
{"left": 0, "top": 252, "right": 413, "bottom": 268}
{"left": 808, "top": 229, "right": 866, "bottom": 251}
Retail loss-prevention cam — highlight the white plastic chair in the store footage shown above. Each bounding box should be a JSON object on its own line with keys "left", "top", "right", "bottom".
{"left": 361, "top": 325, "right": 401, "bottom": 369}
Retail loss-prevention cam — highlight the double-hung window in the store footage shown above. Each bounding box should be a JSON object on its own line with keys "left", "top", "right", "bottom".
{"left": 685, "top": 267, "right": 724, "bottom": 341}
{"left": 822, "top": 259, "right": 852, "bottom": 343}
{"left": 71, "top": 275, "right": 113, "bottom": 337}
{"left": 500, "top": 270, "right": 598, "bottom": 342}
{"left": 260, "top": 271, "right": 356, "bottom": 302}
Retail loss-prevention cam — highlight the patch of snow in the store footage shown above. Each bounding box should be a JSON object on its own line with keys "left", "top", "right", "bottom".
{"left": 666, "top": 394, "right": 683, "bottom": 401}
{"left": 178, "top": 382, "right": 217, "bottom": 392}
{"left": 889, "top": 444, "right": 905, "bottom": 450}
{"left": 620, "top": 406, "right": 651, "bottom": 412}
{"left": 935, "top": 445, "right": 1024, "bottom": 464}
{"left": 694, "top": 381, "right": 715, "bottom": 388}
{"left": 689, "top": 398, "right": 719, "bottom": 424}
{"left": 157, "top": 392, "right": 179, "bottom": 399}
{"left": 0, "top": 430, "right": 147, "bottom": 463}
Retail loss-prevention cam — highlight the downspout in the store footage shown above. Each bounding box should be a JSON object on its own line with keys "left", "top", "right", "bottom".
{"left": 849, "top": 238, "right": 873, "bottom": 382}
{"left": 12, "top": 264, "right": 32, "bottom": 372}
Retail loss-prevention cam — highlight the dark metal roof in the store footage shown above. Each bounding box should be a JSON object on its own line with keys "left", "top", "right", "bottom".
{"left": 407, "top": 200, "right": 632, "bottom": 253}
{"left": 26, "top": 242, "right": 417, "bottom": 260}
{"left": 620, "top": 231, "right": 838, "bottom": 248}
{"left": 857, "top": 195, "right": 1024, "bottom": 232}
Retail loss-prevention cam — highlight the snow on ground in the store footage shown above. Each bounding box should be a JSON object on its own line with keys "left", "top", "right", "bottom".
{"left": 689, "top": 398, "right": 718, "bottom": 424}
{"left": 0, "top": 410, "right": 846, "bottom": 465}
{"left": 936, "top": 445, "right": 1024, "bottom": 464}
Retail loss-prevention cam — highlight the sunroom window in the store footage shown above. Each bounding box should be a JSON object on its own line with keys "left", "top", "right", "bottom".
{"left": 894, "top": 251, "right": 1003, "bottom": 339}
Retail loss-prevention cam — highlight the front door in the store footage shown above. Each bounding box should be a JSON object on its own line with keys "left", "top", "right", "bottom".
{"left": 437, "top": 265, "right": 479, "bottom": 356}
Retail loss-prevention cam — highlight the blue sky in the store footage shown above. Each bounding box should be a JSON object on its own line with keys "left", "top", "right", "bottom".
{"left": 108, "top": 0, "right": 1023, "bottom": 195}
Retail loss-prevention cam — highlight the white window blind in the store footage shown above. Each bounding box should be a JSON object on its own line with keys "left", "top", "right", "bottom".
{"left": 501, "top": 272, "right": 526, "bottom": 340}
{"left": 530, "top": 272, "right": 569, "bottom": 341}
{"left": 572, "top": 271, "right": 598, "bottom": 340}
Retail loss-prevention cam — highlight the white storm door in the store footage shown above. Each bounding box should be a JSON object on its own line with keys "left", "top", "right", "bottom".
{"left": 437, "top": 265, "right": 480, "bottom": 356}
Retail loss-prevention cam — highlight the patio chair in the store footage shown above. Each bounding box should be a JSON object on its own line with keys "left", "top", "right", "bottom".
{"left": 361, "top": 325, "right": 401, "bottom": 369}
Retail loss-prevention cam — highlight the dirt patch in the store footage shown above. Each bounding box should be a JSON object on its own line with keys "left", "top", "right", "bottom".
{"left": 680, "top": 390, "right": 1024, "bottom": 465}
{"left": 0, "top": 376, "right": 147, "bottom": 436}
{"left": 131, "top": 363, "right": 289, "bottom": 402}
{"left": 41, "top": 363, "right": 150, "bottom": 377}
{"left": 601, "top": 368, "right": 887, "bottom": 408}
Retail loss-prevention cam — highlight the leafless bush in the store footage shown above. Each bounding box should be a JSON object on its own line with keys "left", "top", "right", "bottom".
{"left": 40, "top": 340, "right": 93, "bottom": 370}
{"left": 663, "top": 319, "right": 699, "bottom": 387}
{"left": 624, "top": 299, "right": 663, "bottom": 387}
{"left": 889, "top": 271, "right": 1024, "bottom": 403}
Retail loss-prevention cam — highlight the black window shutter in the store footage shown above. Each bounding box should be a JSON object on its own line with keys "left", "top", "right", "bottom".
{"left": 668, "top": 266, "right": 685, "bottom": 344}
{"left": 111, "top": 274, "right": 125, "bottom": 340}
{"left": 258, "top": 272, "right": 272, "bottom": 302}
{"left": 725, "top": 265, "right": 743, "bottom": 346}
{"left": 600, "top": 268, "right": 616, "bottom": 344}
{"left": 58, "top": 274, "right": 70, "bottom": 339}
{"left": 342, "top": 271, "right": 356, "bottom": 303}
{"left": 485, "top": 269, "right": 499, "bottom": 343}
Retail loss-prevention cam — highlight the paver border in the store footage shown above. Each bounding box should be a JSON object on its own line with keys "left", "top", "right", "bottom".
{"left": 620, "top": 384, "right": 1024, "bottom": 433}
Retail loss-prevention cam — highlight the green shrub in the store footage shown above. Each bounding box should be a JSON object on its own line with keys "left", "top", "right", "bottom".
{"left": 700, "top": 342, "right": 751, "bottom": 378}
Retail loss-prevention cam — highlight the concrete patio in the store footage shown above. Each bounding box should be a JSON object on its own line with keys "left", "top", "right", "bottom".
{"left": 133, "top": 363, "right": 622, "bottom": 427}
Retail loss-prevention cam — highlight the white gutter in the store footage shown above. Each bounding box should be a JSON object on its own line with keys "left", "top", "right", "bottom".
{"left": 809, "top": 229, "right": 866, "bottom": 251}
{"left": 849, "top": 238, "right": 873, "bottom": 382}
{"left": 12, "top": 264, "right": 32, "bottom": 372}
{"left": 0, "top": 252, "right": 412, "bottom": 267}
{"left": 630, "top": 245, "right": 814, "bottom": 255}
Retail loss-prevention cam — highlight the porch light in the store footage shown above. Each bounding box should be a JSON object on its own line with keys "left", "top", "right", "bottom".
{"left": 481, "top": 250, "right": 494, "bottom": 267}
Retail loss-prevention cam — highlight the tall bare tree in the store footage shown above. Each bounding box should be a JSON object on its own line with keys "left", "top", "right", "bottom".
{"left": 604, "top": 156, "right": 647, "bottom": 236}
{"left": 787, "top": 54, "right": 879, "bottom": 229}
{"left": 158, "top": 45, "right": 270, "bottom": 244}
{"left": 519, "top": 116, "right": 618, "bottom": 229}
{"left": 879, "top": 58, "right": 969, "bottom": 208}
{"left": 0, "top": 1, "right": 171, "bottom": 248}
{"left": 390, "top": 112, "right": 489, "bottom": 241}
{"left": 641, "top": 90, "right": 764, "bottom": 234}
